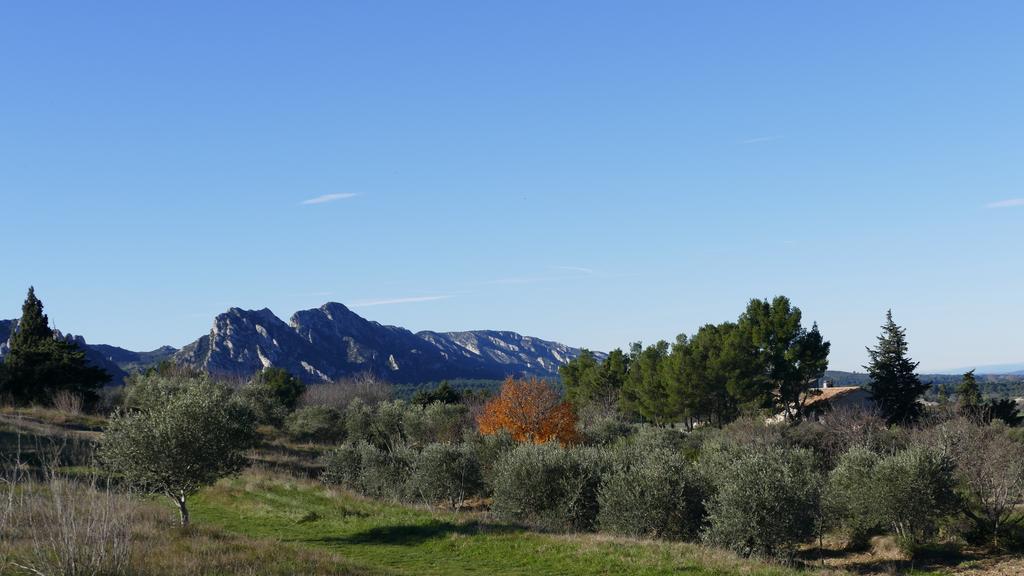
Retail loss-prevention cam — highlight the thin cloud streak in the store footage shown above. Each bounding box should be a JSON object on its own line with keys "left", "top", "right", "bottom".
{"left": 301, "top": 193, "right": 358, "bottom": 205}
{"left": 549, "top": 265, "right": 595, "bottom": 274}
{"left": 741, "top": 136, "right": 783, "bottom": 144}
{"left": 985, "top": 198, "right": 1024, "bottom": 209}
{"left": 351, "top": 295, "right": 453, "bottom": 307}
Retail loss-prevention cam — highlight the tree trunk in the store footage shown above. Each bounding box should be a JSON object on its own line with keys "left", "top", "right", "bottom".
{"left": 176, "top": 494, "right": 190, "bottom": 527}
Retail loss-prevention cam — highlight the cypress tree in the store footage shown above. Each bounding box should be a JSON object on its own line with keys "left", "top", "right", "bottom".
{"left": 0, "top": 287, "right": 109, "bottom": 406}
{"left": 956, "top": 369, "right": 983, "bottom": 409}
{"left": 8, "top": 286, "right": 52, "bottom": 348}
{"left": 864, "top": 310, "right": 929, "bottom": 425}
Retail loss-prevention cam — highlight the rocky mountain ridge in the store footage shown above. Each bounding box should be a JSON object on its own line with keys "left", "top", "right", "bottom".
{"left": 173, "top": 302, "right": 597, "bottom": 383}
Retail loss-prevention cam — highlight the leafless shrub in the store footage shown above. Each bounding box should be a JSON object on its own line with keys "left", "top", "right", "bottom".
{"left": 938, "top": 419, "right": 1024, "bottom": 548}
{"left": 300, "top": 372, "right": 394, "bottom": 410}
{"left": 51, "top": 390, "right": 83, "bottom": 416}
{"left": 818, "top": 405, "right": 892, "bottom": 464}
{"left": 2, "top": 442, "right": 135, "bottom": 576}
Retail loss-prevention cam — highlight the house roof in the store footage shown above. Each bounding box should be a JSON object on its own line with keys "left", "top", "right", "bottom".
{"left": 802, "top": 386, "right": 865, "bottom": 409}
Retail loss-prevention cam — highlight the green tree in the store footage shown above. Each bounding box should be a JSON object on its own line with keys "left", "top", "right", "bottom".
{"left": 737, "top": 297, "right": 830, "bottom": 421}
{"left": 864, "top": 310, "right": 929, "bottom": 425}
{"left": 957, "top": 370, "right": 983, "bottom": 410}
{"left": 100, "top": 378, "right": 257, "bottom": 526}
{"left": 412, "top": 381, "right": 462, "bottom": 406}
{"left": 620, "top": 341, "right": 676, "bottom": 424}
{"left": 240, "top": 367, "right": 305, "bottom": 425}
{"left": 560, "top": 348, "right": 629, "bottom": 410}
{"left": 672, "top": 323, "right": 739, "bottom": 427}
{"left": 0, "top": 287, "right": 109, "bottom": 406}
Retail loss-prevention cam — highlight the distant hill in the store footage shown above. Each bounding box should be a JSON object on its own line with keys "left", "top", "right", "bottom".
{"left": 826, "top": 370, "right": 1024, "bottom": 400}
{"left": 930, "top": 363, "right": 1024, "bottom": 376}
{"left": 174, "top": 302, "right": 596, "bottom": 384}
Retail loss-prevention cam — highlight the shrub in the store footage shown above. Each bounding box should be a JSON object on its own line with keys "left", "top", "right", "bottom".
{"left": 871, "top": 446, "right": 958, "bottom": 552}
{"left": 301, "top": 372, "right": 394, "bottom": 410}
{"left": 358, "top": 442, "right": 415, "bottom": 501}
{"left": 320, "top": 443, "right": 364, "bottom": 489}
{"left": 944, "top": 421, "right": 1023, "bottom": 547}
{"left": 702, "top": 445, "right": 821, "bottom": 559}
{"left": 598, "top": 444, "right": 708, "bottom": 540}
{"left": 826, "top": 446, "right": 883, "bottom": 548}
{"left": 491, "top": 443, "right": 606, "bottom": 532}
{"left": 121, "top": 372, "right": 207, "bottom": 412}
{"left": 239, "top": 368, "right": 305, "bottom": 426}
{"left": 463, "top": 430, "right": 516, "bottom": 493}
{"left": 321, "top": 441, "right": 414, "bottom": 501}
{"left": 284, "top": 405, "right": 345, "bottom": 443}
{"left": 412, "top": 442, "right": 483, "bottom": 509}
{"left": 405, "top": 402, "right": 470, "bottom": 446}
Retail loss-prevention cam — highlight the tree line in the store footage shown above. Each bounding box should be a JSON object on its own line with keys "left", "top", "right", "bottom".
{"left": 561, "top": 296, "right": 960, "bottom": 427}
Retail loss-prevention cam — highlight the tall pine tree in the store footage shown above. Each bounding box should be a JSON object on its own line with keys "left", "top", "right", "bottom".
{"left": 0, "top": 287, "right": 109, "bottom": 406}
{"left": 864, "top": 310, "right": 928, "bottom": 425}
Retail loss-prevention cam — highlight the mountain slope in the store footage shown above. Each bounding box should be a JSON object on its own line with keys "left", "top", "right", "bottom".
{"left": 174, "top": 302, "right": 594, "bottom": 384}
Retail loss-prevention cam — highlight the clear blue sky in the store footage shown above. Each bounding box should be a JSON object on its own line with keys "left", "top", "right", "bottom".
{"left": 2, "top": 1, "right": 1022, "bottom": 372}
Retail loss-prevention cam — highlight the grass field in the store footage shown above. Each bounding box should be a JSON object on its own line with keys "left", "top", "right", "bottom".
{"left": 190, "top": 471, "right": 852, "bottom": 576}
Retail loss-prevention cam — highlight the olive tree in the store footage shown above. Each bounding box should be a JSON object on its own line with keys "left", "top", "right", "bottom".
{"left": 702, "top": 445, "right": 822, "bottom": 559}
{"left": 412, "top": 442, "right": 483, "bottom": 510}
{"left": 100, "top": 379, "right": 256, "bottom": 526}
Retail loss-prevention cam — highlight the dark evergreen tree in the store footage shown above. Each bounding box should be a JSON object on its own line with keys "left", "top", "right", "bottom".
{"left": 9, "top": 286, "right": 52, "bottom": 347}
{"left": 957, "top": 370, "right": 983, "bottom": 408}
{"left": 412, "top": 380, "right": 463, "bottom": 406}
{"left": 864, "top": 310, "right": 928, "bottom": 425}
{"left": 620, "top": 340, "right": 675, "bottom": 424}
{"left": 673, "top": 323, "right": 740, "bottom": 427}
{"left": 560, "top": 348, "right": 629, "bottom": 411}
{"left": 0, "top": 287, "right": 110, "bottom": 406}
{"left": 985, "top": 398, "right": 1023, "bottom": 427}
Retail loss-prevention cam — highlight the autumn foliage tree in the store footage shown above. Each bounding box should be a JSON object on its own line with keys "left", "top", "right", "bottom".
{"left": 477, "top": 377, "right": 578, "bottom": 445}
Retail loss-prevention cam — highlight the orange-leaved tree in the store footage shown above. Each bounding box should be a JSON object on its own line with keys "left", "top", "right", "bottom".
{"left": 477, "top": 377, "right": 578, "bottom": 445}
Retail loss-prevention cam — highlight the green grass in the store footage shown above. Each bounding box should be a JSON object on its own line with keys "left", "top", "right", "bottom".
{"left": 191, "top": 472, "right": 828, "bottom": 576}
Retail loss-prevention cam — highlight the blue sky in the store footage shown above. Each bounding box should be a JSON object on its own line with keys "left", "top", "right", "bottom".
{"left": 1, "top": 1, "right": 1022, "bottom": 372}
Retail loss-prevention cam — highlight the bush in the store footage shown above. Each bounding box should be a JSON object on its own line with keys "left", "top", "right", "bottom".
{"left": 871, "top": 446, "right": 958, "bottom": 552}
{"left": 405, "top": 402, "right": 470, "bottom": 446}
{"left": 284, "top": 405, "right": 345, "bottom": 443}
{"left": 321, "top": 441, "right": 414, "bottom": 501}
{"left": 946, "top": 421, "right": 1024, "bottom": 547}
{"left": 320, "top": 443, "right": 364, "bottom": 489}
{"left": 121, "top": 372, "right": 207, "bottom": 412}
{"left": 412, "top": 442, "right": 483, "bottom": 509}
{"left": 826, "top": 446, "right": 883, "bottom": 548}
{"left": 463, "top": 430, "right": 516, "bottom": 493}
{"left": 827, "top": 443, "right": 958, "bottom": 554}
{"left": 301, "top": 373, "right": 394, "bottom": 410}
{"left": 598, "top": 444, "right": 708, "bottom": 540}
{"left": 702, "top": 445, "right": 821, "bottom": 559}
{"left": 239, "top": 368, "right": 305, "bottom": 426}
{"left": 491, "top": 444, "right": 606, "bottom": 532}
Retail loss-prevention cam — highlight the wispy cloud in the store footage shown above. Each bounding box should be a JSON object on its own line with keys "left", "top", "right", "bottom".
{"left": 301, "top": 193, "right": 358, "bottom": 205}
{"left": 741, "top": 136, "right": 783, "bottom": 145}
{"left": 479, "top": 277, "right": 548, "bottom": 286}
{"left": 350, "top": 295, "right": 452, "bottom": 307}
{"left": 985, "top": 198, "right": 1024, "bottom": 209}
{"left": 549, "top": 265, "right": 595, "bottom": 275}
